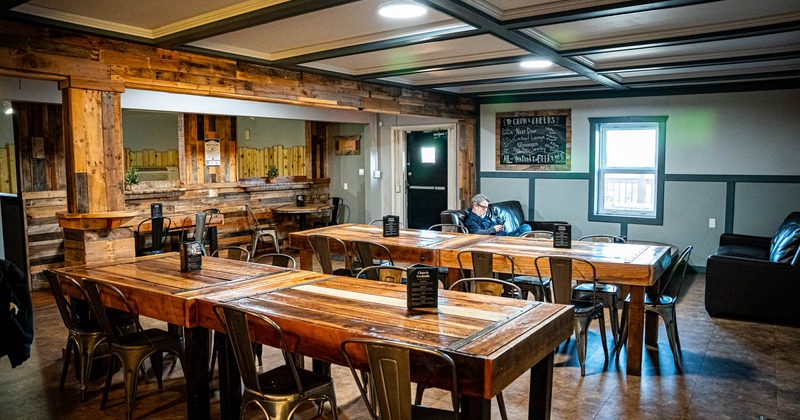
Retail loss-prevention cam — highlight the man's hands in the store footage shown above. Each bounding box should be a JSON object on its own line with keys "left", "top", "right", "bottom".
{"left": 493, "top": 224, "right": 504, "bottom": 232}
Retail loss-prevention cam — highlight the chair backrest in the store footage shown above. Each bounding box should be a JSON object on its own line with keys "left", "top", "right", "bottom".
{"left": 45, "top": 270, "right": 83, "bottom": 330}
{"left": 136, "top": 217, "right": 172, "bottom": 254}
{"left": 368, "top": 219, "right": 382, "bottom": 226}
{"left": 341, "top": 338, "right": 459, "bottom": 420}
{"left": 578, "top": 234, "right": 626, "bottom": 244}
{"left": 428, "top": 223, "right": 468, "bottom": 234}
{"left": 81, "top": 278, "right": 144, "bottom": 346}
{"left": 214, "top": 304, "right": 305, "bottom": 396}
{"left": 449, "top": 277, "right": 522, "bottom": 298}
{"left": 253, "top": 252, "right": 296, "bottom": 269}
{"left": 245, "top": 204, "right": 265, "bottom": 231}
{"left": 657, "top": 245, "right": 694, "bottom": 298}
{"left": 308, "top": 234, "right": 351, "bottom": 275}
{"left": 351, "top": 240, "right": 394, "bottom": 269}
{"left": 440, "top": 209, "right": 467, "bottom": 226}
{"left": 355, "top": 265, "right": 407, "bottom": 283}
{"left": 535, "top": 256, "right": 597, "bottom": 305}
{"left": 457, "top": 250, "right": 515, "bottom": 279}
{"left": 328, "top": 197, "right": 343, "bottom": 225}
{"left": 211, "top": 246, "right": 251, "bottom": 262}
{"left": 521, "top": 230, "right": 554, "bottom": 239}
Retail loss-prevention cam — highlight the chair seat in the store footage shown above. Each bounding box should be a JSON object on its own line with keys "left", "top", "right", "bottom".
{"left": 571, "top": 300, "right": 605, "bottom": 315}
{"left": 513, "top": 275, "right": 551, "bottom": 286}
{"left": 255, "top": 365, "right": 333, "bottom": 396}
{"left": 624, "top": 293, "right": 677, "bottom": 307}
{"left": 574, "top": 282, "right": 618, "bottom": 294}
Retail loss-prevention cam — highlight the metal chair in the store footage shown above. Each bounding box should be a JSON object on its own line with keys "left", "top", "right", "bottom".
{"left": 308, "top": 234, "right": 354, "bottom": 276}
{"left": 512, "top": 233, "right": 555, "bottom": 302}
{"left": 578, "top": 234, "right": 627, "bottom": 244}
{"left": 616, "top": 246, "right": 694, "bottom": 370}
{"left": 456, "top": 250, "right": 522, "bottom": 299}
{"left": 573, "top": 234, "right": 625, "bottom": 345}
{"left": 351, "top": 240, "right": 394, "bottom": 271}
{"left": 214, "top": 304, "right": 338, "bottom": 420}
{"left": 355, "top": 265, "right": 407, "bottom": 283}
{"left": 341, "top": 338, "right": 459, "bottom": 420}
{"left": 245, "top": 204, "right": 280, "bottom": 256}
{"left": 313, "top": 197, "right": 343, "bottom": 227}
{"left": 428, "top": 223, "right": 468, "bottom": 234}
{"left": 535, "top": 256, "right": 609, "bottom": 376}
{"left": 253, "top": 252, "right": 296, "bottom": 269}
{"left": 135, "top": 217, "right": 172, "bottom": 256}
{"left": 81, "top": 278, "right": 186, "bottom": 420}
{"left": 211, "top": 245, "right": 251, "bottom": 262}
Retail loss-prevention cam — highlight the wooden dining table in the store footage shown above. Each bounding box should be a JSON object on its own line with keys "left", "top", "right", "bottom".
{"left": 271, "top": 202, "right": 333, "bottom": 230}
{"left": 54, "top": 252, "right": 573, "bottom": 420}
{"left": 289, "top": 224, "right": 672, "bottom": 376}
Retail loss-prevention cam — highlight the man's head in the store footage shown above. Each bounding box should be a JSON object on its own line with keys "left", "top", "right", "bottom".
{"left": 471, "top": 193, "right": 490, "bottom": 218}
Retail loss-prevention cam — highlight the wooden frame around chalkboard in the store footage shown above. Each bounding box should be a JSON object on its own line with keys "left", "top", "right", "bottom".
{"left": 496, "top": 109, "right": 571, "bottom": 171}
{"left": 335, "top": 135, "right": 361, "bottom": 156}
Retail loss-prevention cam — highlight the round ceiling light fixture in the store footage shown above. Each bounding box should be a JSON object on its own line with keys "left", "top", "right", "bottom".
{"left": 378, "top": 1, "right": 427, "bottom": 19}
{"left": 520, "top": 59, "right": 553, "bottom": 69}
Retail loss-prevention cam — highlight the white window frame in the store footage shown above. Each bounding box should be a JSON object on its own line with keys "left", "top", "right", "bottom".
{"left": 588, "top": 116, "right": 667, "bottom": 225}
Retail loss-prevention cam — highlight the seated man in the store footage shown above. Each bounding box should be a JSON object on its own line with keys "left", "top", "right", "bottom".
{"left": 464, "top": 194, "right": 532, "bottom": 236}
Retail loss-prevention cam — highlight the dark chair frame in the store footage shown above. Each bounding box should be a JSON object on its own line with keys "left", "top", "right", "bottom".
{"left": 210, "top": 245, "right": 251, "bottom": 262}
{"left": 308, "top": 234, "right": 353, "bottom": 276}
{"left": 253, "top": 253, "right": 297, "bottom": 269}
{"left": 136, "top": 216, "right": 172, "bottom": 256}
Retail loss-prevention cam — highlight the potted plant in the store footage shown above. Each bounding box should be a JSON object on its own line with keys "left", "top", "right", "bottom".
{"left": 124, "top": 167, "right": 139, "bottom": 191}
{"left": 266, "top": 165, "right": 279, "bottom": 183}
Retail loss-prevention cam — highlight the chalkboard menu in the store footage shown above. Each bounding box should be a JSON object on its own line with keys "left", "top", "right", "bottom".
{"left": 407, "top": 265, "right": 438, "bottom": 309}
{"left": 553, "top": 223, "right": 572, "bottom": 249}
{"left": 496, "top": 109, "right": 571, "bottom": 171}
{"left": 383, "top": 215, "right": 400, "bottom": 237}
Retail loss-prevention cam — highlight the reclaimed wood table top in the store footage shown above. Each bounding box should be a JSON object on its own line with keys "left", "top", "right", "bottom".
{"left": 272, "top": 203, "right": 333, "bottom": 214}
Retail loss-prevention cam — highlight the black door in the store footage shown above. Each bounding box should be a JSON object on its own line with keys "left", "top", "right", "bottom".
{"left": 406, "top": 129, "right": 448, "bottom": 229}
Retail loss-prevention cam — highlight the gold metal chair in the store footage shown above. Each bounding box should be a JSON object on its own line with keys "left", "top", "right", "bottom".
{"left": 342, "top": 338, "right": 459, "bottom": 420}
{"left": 351, "top": 240, "right": 394, "bottom": 271}
{"left": 214, "top": 304, "right": 338, "bottom": 420}
{"left": 245, "top": 204, "right": 280, "bottom": 256}
{"left": 210, "top": 245, "right": 251, "bottom": 262}
{"left": 355, "top": 265, "right": 407, "bottom": 283}
{"left": 308, "top": 234, "right": 353, "bottom": 276}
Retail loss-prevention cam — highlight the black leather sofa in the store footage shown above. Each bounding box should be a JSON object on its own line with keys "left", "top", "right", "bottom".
{"left": 705, "top": 211, "right": 800, "bottom": 325}
{"left": 441, "top": 200, "right": 567, "bottom": 234}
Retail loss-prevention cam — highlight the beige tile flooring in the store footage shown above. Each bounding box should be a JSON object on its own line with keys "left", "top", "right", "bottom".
{"left": 2, "top": 269, "right": 799, "bottom": 419}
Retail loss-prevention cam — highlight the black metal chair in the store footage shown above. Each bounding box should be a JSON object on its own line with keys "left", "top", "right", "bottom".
{"left": 308, "top": 234, "right": 354, "bottom": 276}
{"left": 342, "top": 338, "right": 459, "bottom": 420}
{"left": 572, "top": 235, "right": 625, "bottom": 345}
{"left": 135, "top": 217, "right": 172, "bottom": 256}
{"left": 214, "top": 304, "right": 338, "bottom": 419}
{"left": 351, "top": 240, "right": 394, "bottom": 271}
{"left": 253, "top": 252, "right": 296, "bottom": 269}
{"left": 313, "top": 197, "right": 343, "bottom": 227}
{"left": 210, "top": 245, "right": 251, "bottom": 262}
{"left": 512, "top": 233, "right": 555, "bottom": 302}
{"left": 616, "top": 246, "right": 694, "bottom": 370}
{"left": 245, "top": 204, "right": 280, "bottom": 256}
{"left": 535, "top": 256, "right": 609, "bottom": 376}
{"left": 81, "top": 278, "right": 186, "bottom": 420}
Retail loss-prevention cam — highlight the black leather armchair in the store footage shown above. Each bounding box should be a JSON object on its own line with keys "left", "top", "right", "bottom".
{"left": 705, "top": 212, "right": 800, "bottom": 325}
{"left": 440, "top": 200, "right": 567, "bottom": 233}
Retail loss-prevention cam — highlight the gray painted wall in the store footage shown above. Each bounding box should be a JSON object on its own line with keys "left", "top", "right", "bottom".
{"left": 121, "top": 110, "right": 179, "bottom": 151}
{"left": 330, "top": 123, "right": 369, "bottom": 224}
{"left": 480, "top": 89, "right": 800, "bottom": 269}
{"left": 0, "top": 112, "right": 12, "bottom": 146}
{"left": 236, "top": 117, "right": 305, "bottom": 148}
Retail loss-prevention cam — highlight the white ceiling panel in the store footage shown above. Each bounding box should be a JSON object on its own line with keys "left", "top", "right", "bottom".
{"left": 378, "top": 61, "right": 573, "bottom": 86}
{"left": 460, "top": 0, "right": 627, "bottom": 21}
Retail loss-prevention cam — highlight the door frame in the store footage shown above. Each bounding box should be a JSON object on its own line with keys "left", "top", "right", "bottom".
{"left": 390, "top": 123, "right": 458, "bottom": 225}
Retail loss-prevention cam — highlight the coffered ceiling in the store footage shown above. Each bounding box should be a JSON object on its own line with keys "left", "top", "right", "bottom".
{"left": 3, "top": 0, "right": 800, "bottom": 103}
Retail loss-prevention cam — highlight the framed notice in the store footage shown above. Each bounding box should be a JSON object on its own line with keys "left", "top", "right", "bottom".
{"left": 496, "top": 109, "right": 571, "bottom": 171}
{"left": 204, "top": 139, "right": 221, "bottom": 166}
{"left": 407, "top": 265, "right": 438, "bottom": 309}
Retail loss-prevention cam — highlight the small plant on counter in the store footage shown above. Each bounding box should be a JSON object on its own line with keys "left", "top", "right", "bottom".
{"left": 266, "top": 165, "right": 279, "bottom": 182}
{"left": 124, "top": 167, "right": 139, "bottom": 190}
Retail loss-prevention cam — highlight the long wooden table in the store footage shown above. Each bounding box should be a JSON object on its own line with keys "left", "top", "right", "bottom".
{"left": 289, "top": 224, "right": 672, "bottom": 376}
{"left": 55, "top": 252, "right": 573, "bottom": 420}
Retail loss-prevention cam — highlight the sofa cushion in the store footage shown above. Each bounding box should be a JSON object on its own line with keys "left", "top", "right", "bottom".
{"left": 717, "top": 244, "right": 770, "bottom": 260}
{"left": 489, "top": 200, "right": 525, "bottom": 233}
{"left": 769, "top": 213, "right": 800, "bottom": 264}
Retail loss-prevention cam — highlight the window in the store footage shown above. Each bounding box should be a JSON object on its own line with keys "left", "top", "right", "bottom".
{"left": 588, "top": 116, "right": 666, "bottom": 224}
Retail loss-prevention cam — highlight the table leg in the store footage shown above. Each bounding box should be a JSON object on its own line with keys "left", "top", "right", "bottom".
{"left": 460, "top": 395, "right": 491, "bottom": 419}
{"left": 299, "top": 214, "right": 307, "bottom": 231}
{"left": 626, "top": 286, "right": 645, "bottom": 376}
{"left": 217, "top": 331, "right": 242, "bottom": 420}
{"left": 529, "top": 351, "right": 554, "bottom": 420}
{"left": 299, "top": 249, "right": 314, "bottom": 270}
{"left": 183, "top": 327, "right": 211, "bottom": 420}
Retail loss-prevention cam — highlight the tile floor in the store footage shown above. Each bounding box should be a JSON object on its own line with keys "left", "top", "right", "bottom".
{"left": 2, "top": 270, "right": 799, "bottom": 419}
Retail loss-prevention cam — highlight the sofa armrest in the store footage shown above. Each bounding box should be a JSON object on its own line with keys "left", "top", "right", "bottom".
{"left": 719, "top": 233, "right": 772, "bottom": 249}
{"left": 525, "top": 220, "right": 569, "bottom": 232}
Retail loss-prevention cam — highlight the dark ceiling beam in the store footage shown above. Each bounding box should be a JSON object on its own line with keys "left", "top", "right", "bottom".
{"left": 561, "top": 21, "right": 800, "bottom": 56}
{"left": 416, "top": 0, "right": 627, "bottom": 90}
{"left": 503, "top": 0, "right": 722, "bottom": 30}
{"left": 354, "top": 55, "right": 529, "bottom": 80}
{"left": 597, "top": 51, "right": 800, "bottom": 74}
{"left": 272, "top": 27, "right": 486, "bottom": 66}
{"left": 409, "top": 72, "right": 578, "bottom": 89}
{"left": 154, "top": 0, "right": 354, "bottom": 48}
{"left": 621, "top": 69, "right": 800, "bottom": 87}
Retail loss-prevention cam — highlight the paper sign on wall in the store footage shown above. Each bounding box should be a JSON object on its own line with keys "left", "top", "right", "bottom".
{"left": 205, "top": 139, "right": 220, "bottom": 166}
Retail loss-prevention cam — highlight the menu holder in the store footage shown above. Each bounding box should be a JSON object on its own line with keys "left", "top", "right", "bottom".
{"left": 383, "top": 215, "right": 400, "bottom": 237}
{"left": 295, "top": 194, "right": 305, "bottom": 207}
{"left": 406, "top": 265, "right": 438, "bottom": 309}
{"left": 553, "top": 223, "right": 572, "bottom": 249}
{"left": 151, "top": 202, "right": 163, "bottom": 218}
{"left": 180, "top": 241, "right": 203, "bottom": 272}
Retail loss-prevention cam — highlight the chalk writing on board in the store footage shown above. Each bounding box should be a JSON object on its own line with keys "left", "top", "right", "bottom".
{"left": 496, "top": 110, "right": 571, "bottom": 171}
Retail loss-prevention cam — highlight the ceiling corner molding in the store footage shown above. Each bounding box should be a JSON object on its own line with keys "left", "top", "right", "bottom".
{"left": 12, "top": 3, "right": 155, "bottom": 39}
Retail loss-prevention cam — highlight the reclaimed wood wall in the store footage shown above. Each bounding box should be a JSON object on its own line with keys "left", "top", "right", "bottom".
{"left": 238, "top": 145, "right": 305, "bottom": 178}
{"left": 125, "top": 149, "right": 179, "bottom": 168}
{"left": 0, "top": 144, "right": 17, "bottom": 193}
{"left": 182, "top": 114, "right": 237, "bottom": 184}
{"left": 14, "top": 103, "right": 66, "bottom": 193}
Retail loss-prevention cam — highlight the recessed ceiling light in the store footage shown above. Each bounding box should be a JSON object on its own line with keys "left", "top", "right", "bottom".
{"left": 378, "top": 1, "right": 427, "bottom": 19}
{"left": 1, "top": 100, "right": 12, "bottom": 115}
{"left": 520, "top": 59, "right": 552, "bottom": 69}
